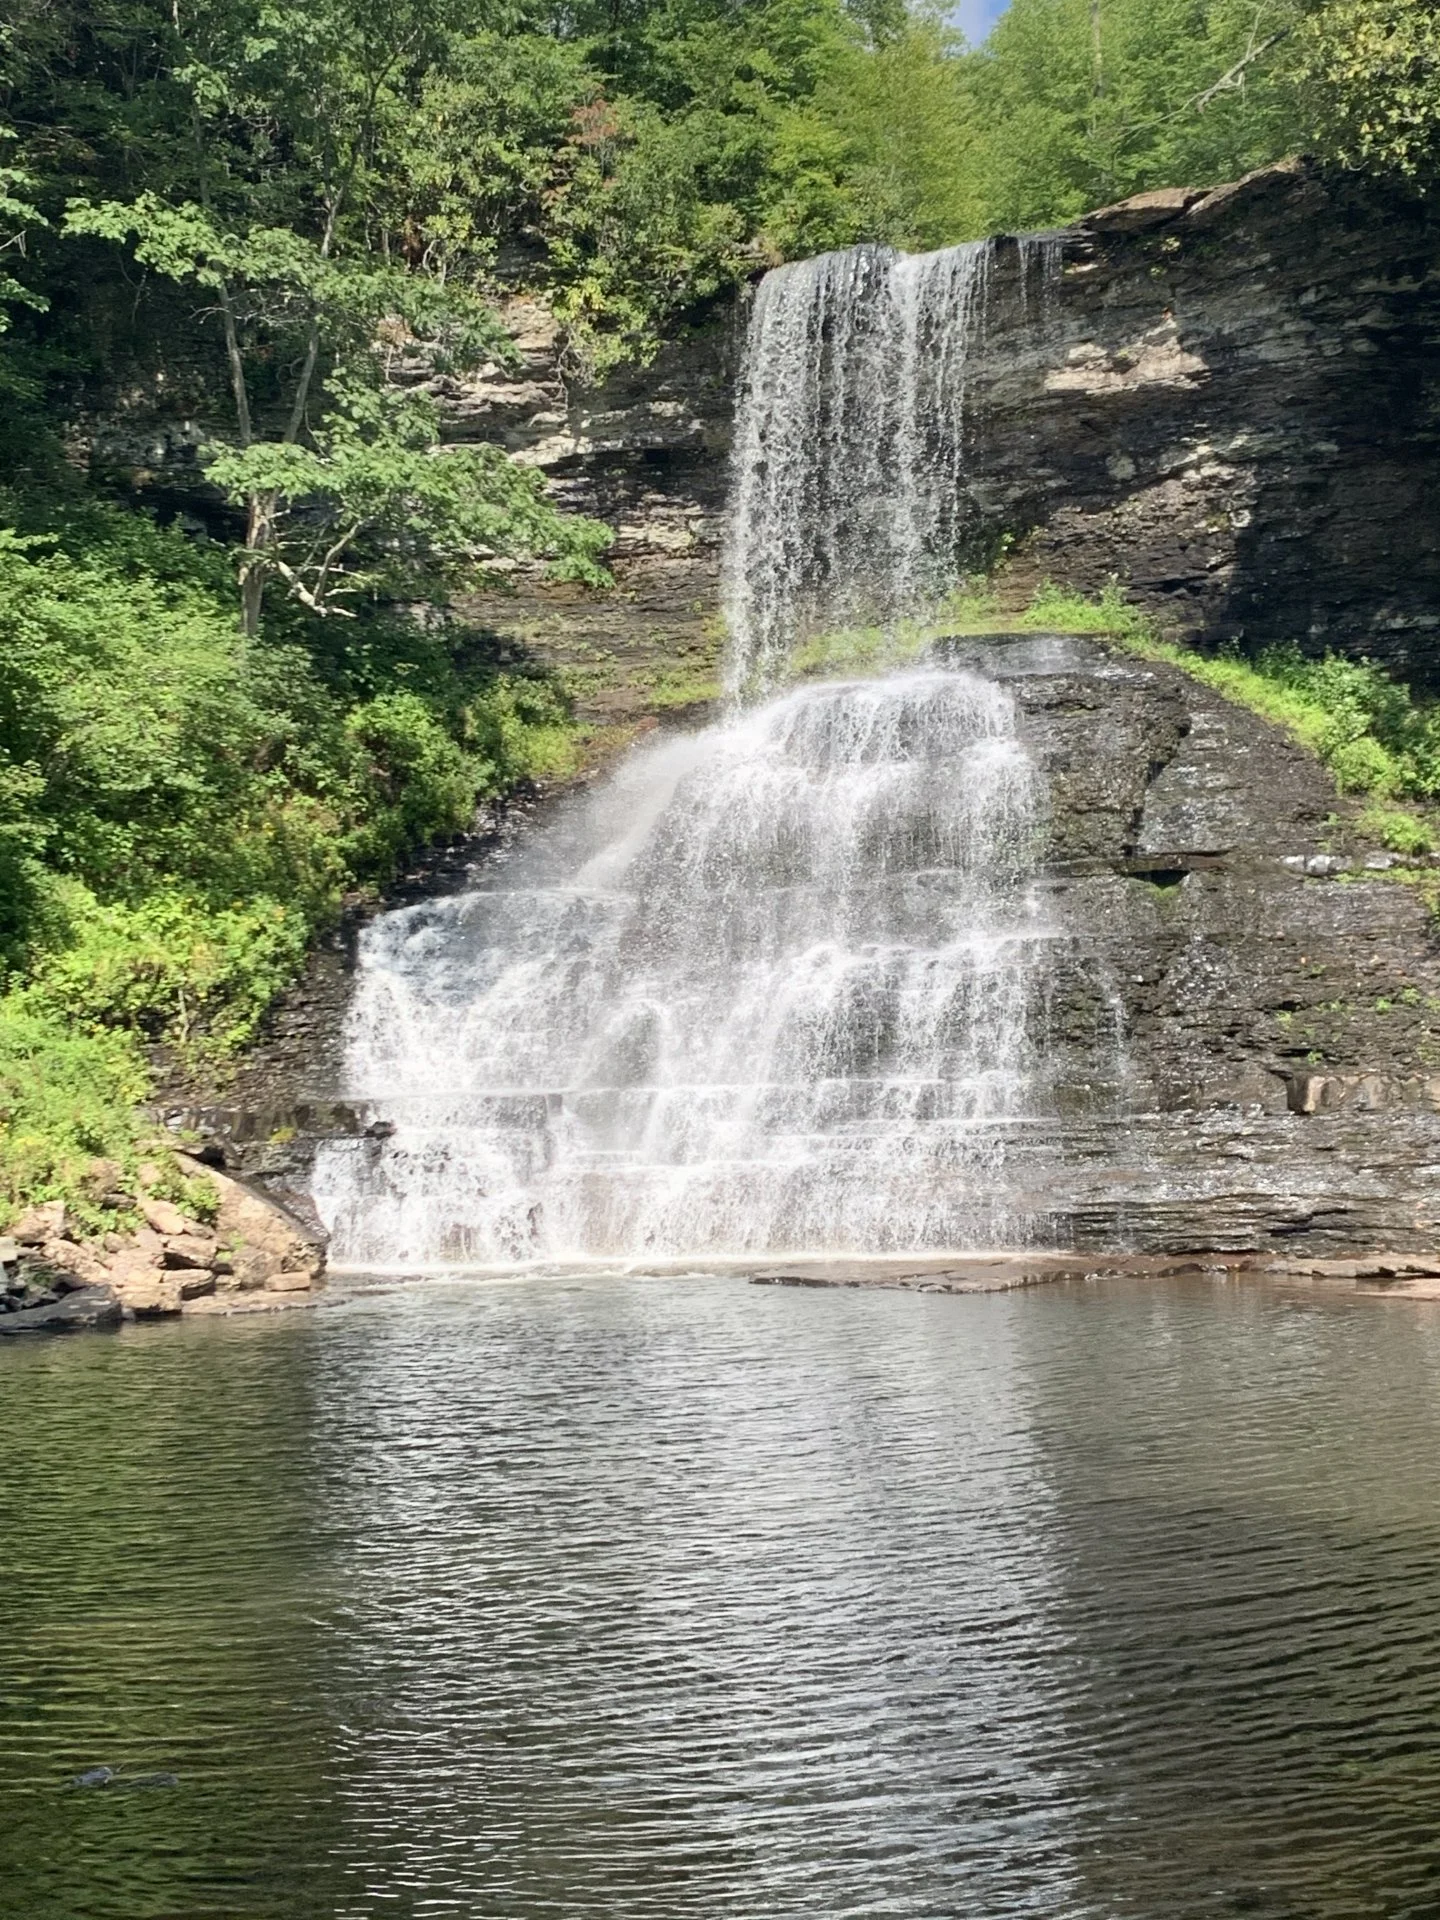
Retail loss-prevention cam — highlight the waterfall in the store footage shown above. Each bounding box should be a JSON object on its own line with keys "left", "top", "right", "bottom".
{"left": 722, "top": 241, "right": 993, "bottom": 697}
{"left": 314, "top": 237, "right": 1070, "bottom": 1270}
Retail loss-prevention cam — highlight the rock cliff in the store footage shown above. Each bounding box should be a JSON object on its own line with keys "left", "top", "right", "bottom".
{"left": 941, "top": 632, "right": 1440, "bottom": 1254}
{"left": 443, "top": 160, "right": 1440, "bottom": 690}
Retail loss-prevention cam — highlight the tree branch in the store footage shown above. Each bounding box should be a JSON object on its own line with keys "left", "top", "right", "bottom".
{"left": 1194, "top": 28, "right": 1288, "bottom": 112}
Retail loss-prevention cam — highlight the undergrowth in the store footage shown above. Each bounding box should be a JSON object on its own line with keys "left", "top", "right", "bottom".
{"left": 0, "top": 497, "right": 586, "bottom": 1227}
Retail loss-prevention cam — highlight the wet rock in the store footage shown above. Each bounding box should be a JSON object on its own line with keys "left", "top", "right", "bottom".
{"left": 70, "top": 1765, "right": 177, "bottom": 1790}
{"left": 52, "top": 1270, "right": 102, "bottom": 1296}
{"left": 13, "top": 1284, "right": 60, "bottom": 1309}
{"left": 945, "top": 635, "right": 1440, "bottom": 1255}
{"left": 0, "top": 1287, "right": 122, "bottom": 1336}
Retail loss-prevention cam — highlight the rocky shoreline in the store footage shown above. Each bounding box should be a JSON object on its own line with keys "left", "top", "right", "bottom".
{"left": 0, "top": 1153, "right": 324, "bottom": 1338}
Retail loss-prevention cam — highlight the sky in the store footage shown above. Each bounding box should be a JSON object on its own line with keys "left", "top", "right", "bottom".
{"left": 949, "top": 0, "right": 1010, "bottom": 47}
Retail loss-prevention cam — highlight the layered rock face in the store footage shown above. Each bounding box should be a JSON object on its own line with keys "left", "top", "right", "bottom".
{"left": 434, "top": 299, "right": 736, "bottom": 722}
{"left": 448, "top": 162, "right": 1440, "bottom": 688}
{"left": 956, "top": 632, "right": 1440, "bottom": 1253}
{"left": 970, "top": 164, "right": 1440, "bottom": 678}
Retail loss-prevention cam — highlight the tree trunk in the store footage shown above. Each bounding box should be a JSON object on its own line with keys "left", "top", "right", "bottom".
{"left": 240, "top": 491, "right": 273, "bottom": 638}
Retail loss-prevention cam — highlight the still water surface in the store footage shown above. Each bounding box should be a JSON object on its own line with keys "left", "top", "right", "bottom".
{"left": 4, "top": 1272, "right": 1440, "bottom": 1919}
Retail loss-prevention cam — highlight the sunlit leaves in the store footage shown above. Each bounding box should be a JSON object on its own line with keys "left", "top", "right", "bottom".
{"left": 1296, "top": 0, "right": 1440, "bottom": 182}
{"left": 203, "top": 378, "right": 611, "bottom": 617}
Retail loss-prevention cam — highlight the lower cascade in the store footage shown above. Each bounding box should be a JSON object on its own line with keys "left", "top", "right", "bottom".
{"left": 314, "top": 670, "right": 1058, "bottom": 1268}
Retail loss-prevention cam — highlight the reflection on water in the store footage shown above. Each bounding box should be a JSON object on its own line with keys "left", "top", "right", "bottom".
{"left": 4, "top": 1274, "right": 1440, "bottom": 1918}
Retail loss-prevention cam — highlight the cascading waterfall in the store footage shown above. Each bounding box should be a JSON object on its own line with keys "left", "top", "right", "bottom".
{"left": 314, "top": 237, "right": 1072, "bottom": 1269}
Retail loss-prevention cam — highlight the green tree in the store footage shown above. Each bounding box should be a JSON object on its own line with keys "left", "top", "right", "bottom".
{"left": 0, "top": 142, "right": 45, "bottom": 338}
{"left": 62, "top": 0, "right": 609, "bottom": 631}
{"left": 964, "top": 0, "right": 1304, "bottom": 229}
{"left": 1295, "top": 0, "right": 1440, "bottom": 182}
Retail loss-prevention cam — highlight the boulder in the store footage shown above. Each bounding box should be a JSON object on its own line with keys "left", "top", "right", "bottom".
{"left": 1084, "top": 184, "right": 1204, "bottom": 233}
{"left": 81, "top": 1158, "right": 125, "bottom": 1202}
{"left": 161, "top": 1231, "right": 217, "bottom": 1270}
{"left": 177, "top": 1269, "right": 216, "bottom": 1300}
{"left": 140, "top": 1197, "right": 192, "bottom": 1237}
{"left": 39, "top": 1237, "right": 110, "bottom": 1289}
{"left": 11, "top": 1201, "right": 66, "bottom": 1246}
{"left": 112, "top": 1269, "right": 183, "bottom": 1316}
{"left": 175, "top": 1154, "right": 324, "bottom": 1294}
{"left": 107, "top": 1248, "right": 182, "bottom": 1316}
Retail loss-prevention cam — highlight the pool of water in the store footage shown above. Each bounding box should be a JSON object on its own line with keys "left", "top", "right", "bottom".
{"left": 4, "top": 1272, "right": 1440, "bottom": 1919}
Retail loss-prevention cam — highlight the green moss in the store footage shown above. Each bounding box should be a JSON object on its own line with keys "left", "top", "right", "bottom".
{"left": 1355, "top": 805, "right": 1436, "bottom": 855}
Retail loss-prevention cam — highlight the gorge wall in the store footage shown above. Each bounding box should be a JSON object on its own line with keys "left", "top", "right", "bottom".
{"left": 441, "top": 158, "right": 1440, "bottom": 691}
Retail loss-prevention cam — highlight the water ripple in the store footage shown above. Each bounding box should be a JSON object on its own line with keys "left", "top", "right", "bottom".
{"left": 4, "top": 1274, "right": 1440, "bottom": 1917}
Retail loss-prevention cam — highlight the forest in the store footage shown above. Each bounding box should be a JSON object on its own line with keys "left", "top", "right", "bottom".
{"left": 0, "top": 0, "right": 1434, "bottom": 1217}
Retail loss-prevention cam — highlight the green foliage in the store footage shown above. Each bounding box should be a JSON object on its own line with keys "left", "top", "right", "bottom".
{"left": 0, "top": 503, "right": 581, "bottom": 1064}
{"left": 46, "top": 0, "right": 610, "bottom": 628}
{"left": 202, "top": 378, "right": 611, "bottom": 616}
{"left": 1294, "top": 0, "right": 1440, "bottom": 184}
{"left": 1356, "top": 805, "right": 1436, "bottom": 857}
{"left": 0, "top": 143, "right": 46, "bottom": 337}
{"left": 963, "top": 0, "right": 1305, "bottom": 229}
{"left": 0, "top": 999, "right": 148, "bottom": 1217}
{"left": 0, "top": 483, "right": 585, "bottom": 1218}
{"left": 24, "top": 887, "right": 313, "bottom": 1058}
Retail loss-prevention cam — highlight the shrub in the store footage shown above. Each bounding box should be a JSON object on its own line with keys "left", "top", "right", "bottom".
{"left": 0, "top": 499, "right": 584, "bottom": 1218}
{"left": 0, "top": 997, "right": 148, "bottom": 1222}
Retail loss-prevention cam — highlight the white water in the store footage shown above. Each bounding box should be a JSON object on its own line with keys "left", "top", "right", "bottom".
{"left": 315, "top": 239, "right": 1073, "bottom": 1270}
{"left": 723, "top": 241, "right": 993, "bottom": 697}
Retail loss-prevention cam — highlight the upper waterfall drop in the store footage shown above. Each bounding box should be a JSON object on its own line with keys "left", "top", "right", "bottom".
{"left": 722, "top": 239, "right": 994, "bottom": 697}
